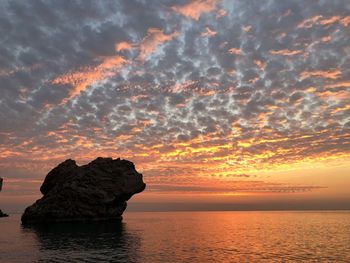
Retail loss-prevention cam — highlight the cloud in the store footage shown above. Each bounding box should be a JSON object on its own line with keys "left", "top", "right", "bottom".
{"left": 201, "top": 26, "right": 217, "bottom": 37}
{"left": 147, "top": 181, "right": 325, "bottom": 194}
{"left": 115, "top": 41, "right": 134, "bottom": 52}
{"left": 49, "top": 26, "right": 178, "bottom": 103}
{"left": 138, "top": 28, "right": 178, "bottom": 61}
{"left": 228, "top": 48, "right": 242, "bottom": 55}
{"left": 0, "top": 64, "right": 41, "bottom": 77}
{"left": 51, "top": 54, "right": 127, "bottom": 103}
{"left": 0, "top": 0, "right": 349, "bottom": 201}
{"left": 297, "top": 15, "right": 350, "bottom": 28}
{"left": 300, "top": 69, "right": 342, "bottom": 80}
{"left": 242, "top": 25, "right": 252, "bottom": 32}
{"left": 269, "top": 49, "right": 304, "bottom": 56}
{"left": 171, "top": 0, "right": 220, "bottom": 20}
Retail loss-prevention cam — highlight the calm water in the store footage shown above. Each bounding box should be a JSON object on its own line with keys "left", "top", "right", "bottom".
{"left": 0, "top": 211, "right": 350, "bottom": 262}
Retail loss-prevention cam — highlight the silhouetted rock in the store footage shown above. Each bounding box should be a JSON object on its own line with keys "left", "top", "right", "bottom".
{"left": 21, "top": 157, "right": 146, "bottom": 224}
{"left": 0, "top": 209, "right": 8, "bottom": 217}
{"left": 0, "top": 177, "right": 8, "bottom": 217}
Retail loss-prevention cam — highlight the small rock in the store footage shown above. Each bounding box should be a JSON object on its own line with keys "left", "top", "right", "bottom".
{"left": 0, "top": 209, "right": 8, "bottom": 218}
{"left": 0, "top": 177, "right": 9, "bottom": 217}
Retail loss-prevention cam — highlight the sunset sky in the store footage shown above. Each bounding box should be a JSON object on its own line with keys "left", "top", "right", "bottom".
{"left": 0, "top": 0, "right": 349, "bottom": 211}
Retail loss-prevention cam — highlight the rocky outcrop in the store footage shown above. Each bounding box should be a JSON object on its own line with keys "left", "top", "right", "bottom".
{"left": 0, "top": 177, "right": 8, "bottom": 217}
{"left": 21, "top": 157, "right": 146, "bottom": 224}
{"left": 0, "top": 209, "right": 8, "bottom": 217}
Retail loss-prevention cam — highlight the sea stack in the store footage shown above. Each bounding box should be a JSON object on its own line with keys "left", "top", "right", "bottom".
{"left": 21, "top": 157, "right": 146, "bottom": 224}
{"left": 0, "top": 177, "right": 9, "bottom": 217}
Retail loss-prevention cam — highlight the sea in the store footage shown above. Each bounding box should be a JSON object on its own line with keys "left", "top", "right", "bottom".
{"left": 0, "top": 211, "right": 349, "bottom": 262}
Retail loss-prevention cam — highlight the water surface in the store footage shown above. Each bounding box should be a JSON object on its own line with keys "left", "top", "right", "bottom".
{"left": 0, "top": 211, "right": 349, "bottom": 262}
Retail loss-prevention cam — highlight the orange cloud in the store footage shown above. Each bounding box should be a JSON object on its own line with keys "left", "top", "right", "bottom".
{"left": 171, "top": 0, "right": 220, "bottom": 20}
{"left": 331, "top": 104, "right": 350, "bottom": 114}
{"left": 297, "top": 15, "right": 323, "bottom": 28}
{"left": 320, "top": 16, "right": 342, "bottom": 26}
{"left": 300, "top": 69, "right": 341, "bottom": 80}
{"left": 297, "top": 15, "right": 350, "bottom": 28}
{"left": 51, "top": 54, "right": 127, "bottom": 102}
{"left": 201, "top": 26, "right": 217, "bottom": 37}
{"left": 324, "top": 81, "right": 350, "bottom": 89}
{"left": 254, "top": 60, "right": 266, "bottom": 70}
{"left": 242, "top": 25, "right": 252, "bottom": 32}
{"left": 115, "top": 41, "right": 134, "bottom": 52}
{"left": 52, "top": 28, "right": 178, "bottom": 103}
{"left": 317, "top": 90, "right": 350, "bottom": 100}
{"left": 228, "top": 47, "right": 242, "bottom": 55}
{"left": 138, "top": 28, "right": 178, "bottom": 61}
{"left": 216, "top": 9, "right": 227, "bottom": 18}
{"left": 269, "top": 49, "right": 304, "bottom": 56}
{"left": 340, "top": 16, "right": 350, "bottom": 27}
{"left": 321, "top": 36, "right": 332, "bottom": 42}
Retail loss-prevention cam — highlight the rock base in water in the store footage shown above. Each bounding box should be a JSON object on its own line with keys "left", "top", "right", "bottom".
{"left": 21, "top": 157, "right": 146, "bottom": 224}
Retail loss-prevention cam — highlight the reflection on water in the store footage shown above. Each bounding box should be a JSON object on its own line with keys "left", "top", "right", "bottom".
{"left": 21, "top": 220, "right": 141, "bottom": 262}
{"left": 1, "top": 212, "right": 350, "bottom": 262}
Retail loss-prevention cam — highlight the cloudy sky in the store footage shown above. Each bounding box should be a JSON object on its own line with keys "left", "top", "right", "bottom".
{"left": 0, "top": 0, "right": 349, "bottom": 211}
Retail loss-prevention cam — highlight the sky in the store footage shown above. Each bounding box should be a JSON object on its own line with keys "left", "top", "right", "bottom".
{"left": 0, "top": 0, "right": 349, "bottom": 212}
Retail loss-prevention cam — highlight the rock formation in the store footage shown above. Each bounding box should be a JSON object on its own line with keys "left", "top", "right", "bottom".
{"left": 21, "top": 157, "right": 146, "bottom": 224}
{"left": 0, "top": 177, "right": 9, "bottom": 217}
{"left": 0, "top": 209, "right": 8, "bottom": 217}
